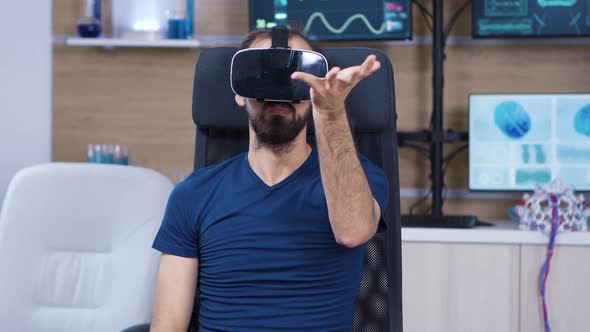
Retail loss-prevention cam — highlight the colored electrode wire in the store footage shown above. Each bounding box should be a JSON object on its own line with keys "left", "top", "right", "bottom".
{"left": 539, "top": 194, "right": 559, "bottom": 332}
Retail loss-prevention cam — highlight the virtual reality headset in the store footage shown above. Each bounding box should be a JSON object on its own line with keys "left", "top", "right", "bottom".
{"left": 230, "top": 27, "right": 328, "bottom": 103}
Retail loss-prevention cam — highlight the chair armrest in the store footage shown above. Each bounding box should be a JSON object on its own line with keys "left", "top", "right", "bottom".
{"left": 121, "top": 323, "right": 150, "bottom": 332}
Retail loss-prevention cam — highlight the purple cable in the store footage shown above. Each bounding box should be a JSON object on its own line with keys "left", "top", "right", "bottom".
{"left": 539, "top": 194, "right": 559, "bottom": 332}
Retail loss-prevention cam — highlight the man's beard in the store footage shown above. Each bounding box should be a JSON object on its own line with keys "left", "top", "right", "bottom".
{"left": 248, "top": 102, "right": 309, "bottom": 153}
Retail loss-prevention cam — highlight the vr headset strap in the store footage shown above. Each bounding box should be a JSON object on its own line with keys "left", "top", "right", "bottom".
{"left": 271, "top": 26, "right": 290, "bottom": 49}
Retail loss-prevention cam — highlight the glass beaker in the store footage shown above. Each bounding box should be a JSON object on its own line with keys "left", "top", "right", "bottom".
{"left": 166, "top": 9, "right": 188, "bottom": 39}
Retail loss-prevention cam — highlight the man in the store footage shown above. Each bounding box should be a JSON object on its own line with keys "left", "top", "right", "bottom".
{"left": 150, "top": 29, "right": 389, "bottom": 332}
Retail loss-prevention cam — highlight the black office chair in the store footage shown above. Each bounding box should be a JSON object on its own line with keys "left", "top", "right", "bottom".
{"left": 187, "top": 47, "right": 403, "bottom": 332}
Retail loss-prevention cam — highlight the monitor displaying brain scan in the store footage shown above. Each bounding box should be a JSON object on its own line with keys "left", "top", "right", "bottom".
{"left": 469, "top": 94, "right": 590, "bottom": 191}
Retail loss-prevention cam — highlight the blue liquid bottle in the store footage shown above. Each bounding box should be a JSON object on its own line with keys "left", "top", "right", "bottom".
{"left": 94, "top": 144, "right": 103, "bottom": 163}
{"left": 167, "top": 8, "right": 187, "bottom": 39}
{"left": 103, "top": 144, "right": 114, "bottom": 164}
{"left": 114, "top": 144, "right": 129, "bottom": 165}
{"left": 186, "top": 0, "right": 194, "bottom": 37}
{"left": 77, "top": 0, "right": 102, "bottom": 38}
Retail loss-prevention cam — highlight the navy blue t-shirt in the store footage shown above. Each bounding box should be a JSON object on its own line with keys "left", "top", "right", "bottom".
{"left": 152, "top": 148, "right": 388, "bottom": 332}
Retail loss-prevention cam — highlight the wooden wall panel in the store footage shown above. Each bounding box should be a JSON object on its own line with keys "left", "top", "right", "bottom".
{"left": 194, "top": 1, "right": 249, "bottom": 35}
{"left": 52, "top": 46, "right": 199, "bottom": 181}
{"left": 52, "top": 0, "right": 590, "bottom": 219}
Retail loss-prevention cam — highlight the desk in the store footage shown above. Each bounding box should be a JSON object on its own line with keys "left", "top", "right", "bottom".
{"left": 401, "top": 221, "right": 590, "bottom": 332}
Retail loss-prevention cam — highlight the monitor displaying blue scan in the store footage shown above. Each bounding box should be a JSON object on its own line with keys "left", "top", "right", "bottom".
{"left": 472, "top": 0, "right": 590, "bottom": 37}
{"left": 469, "top": 94, "right": 590, "bottom": 191}
{"left": 249, "top": 0, "right": 412, "bottom": 41}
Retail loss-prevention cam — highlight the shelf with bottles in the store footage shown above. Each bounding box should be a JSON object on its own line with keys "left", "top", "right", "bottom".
{"left": 64, "top": 0, "right": 208, "bottom": 49}
{"left": 56, "top": 34, "right": 246, "bottom": 49}
{"left": 63, "top": 36, "right": 202, "bottom": 48}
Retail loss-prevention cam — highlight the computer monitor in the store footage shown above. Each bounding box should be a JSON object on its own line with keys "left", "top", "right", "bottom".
{"left": 469, "top": 94, "right": 590, "bottom": 191}
{"left": 249, "top": 0, "right": 412, "bottom": 41}
{"left": 472, "top": 0, "right": 590, "bottom": 37}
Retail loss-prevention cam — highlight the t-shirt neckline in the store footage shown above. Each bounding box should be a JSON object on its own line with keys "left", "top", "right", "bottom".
{"left": 243, "top": 148, "right": 316, "bottom": 192}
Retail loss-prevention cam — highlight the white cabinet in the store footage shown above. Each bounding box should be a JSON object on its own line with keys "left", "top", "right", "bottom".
{"left": 402, "top": 243, "right": 520, "bottom": 332}
{"left": 520, "top": 245, "right": 590, "bottom": 332}
{"left": 401, "top": 225, "right": 590, "bottom": 332}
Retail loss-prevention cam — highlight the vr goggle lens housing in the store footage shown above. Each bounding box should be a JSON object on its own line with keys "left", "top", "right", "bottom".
{"left": 230, "top": 47, "right": 328, "bottom": 103}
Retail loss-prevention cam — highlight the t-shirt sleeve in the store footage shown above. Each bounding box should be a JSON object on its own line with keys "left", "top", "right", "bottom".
{"left": 359, "top": 155, "right": 390, "bottom": 232}
{"left": 152, "top": 183, "right": 200, "bottom": 258}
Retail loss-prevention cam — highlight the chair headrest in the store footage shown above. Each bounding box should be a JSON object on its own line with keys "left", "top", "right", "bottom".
{"left": 192, "top": 47, "right": 396, "bottom": 131}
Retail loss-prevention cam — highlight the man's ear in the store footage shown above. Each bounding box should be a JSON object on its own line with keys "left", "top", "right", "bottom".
{"left": 235, "top": 95, "right": 246, "bottom": 107}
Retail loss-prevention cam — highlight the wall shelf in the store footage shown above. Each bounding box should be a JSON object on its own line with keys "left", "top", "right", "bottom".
{"left": 53, "top": 34, "right": 590, "bottom": 49}
{"left": 66, "top": 37, "right": 201, "bottom": 48}
{"left": 53, "top": 35, "right": 244, "bottom": 49}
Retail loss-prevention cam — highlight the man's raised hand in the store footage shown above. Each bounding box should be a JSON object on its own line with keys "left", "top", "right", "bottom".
{"left": 291, "top": 54, "right": 381, "bottom": 119}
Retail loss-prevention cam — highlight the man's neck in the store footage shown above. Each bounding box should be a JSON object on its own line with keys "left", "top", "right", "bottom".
{"left": 247, "top": 128, "right": 312, "bottom": 187}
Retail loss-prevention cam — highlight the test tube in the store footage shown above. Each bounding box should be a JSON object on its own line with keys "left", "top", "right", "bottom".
{"left": 87, "top": 144, "right": 95, "bottom": 163}
{"left": 104, "top": 144, "right": 114, "bottom": 164}
{"left": 114, "top": 144, "right": 122, "bottom": 164}
{"left": 94, "top": 144, "right": 103, "bottom": 163}
{"left": 121, "top": 144, "right": 129, "bottom": 165}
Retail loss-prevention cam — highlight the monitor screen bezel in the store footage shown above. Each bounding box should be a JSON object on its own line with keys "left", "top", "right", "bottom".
{"left": 471, "top": 2, "right": 590, "bottom": 39}
{"left": 248, "top": 0, "right": 413, "bottom": 42}
{"left": 468, "top": 92, "right": 590, "bottom": 193}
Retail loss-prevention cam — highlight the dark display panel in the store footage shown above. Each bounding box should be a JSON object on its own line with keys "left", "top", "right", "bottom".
{"left": 473, "top": 0, "right": 590, "bottom": 37}
{"left": 249, "top": 0, "right": 412, "bottom": 41}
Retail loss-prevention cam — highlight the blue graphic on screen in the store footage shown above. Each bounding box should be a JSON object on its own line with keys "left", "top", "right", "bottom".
{"left": 494, "top": 101, "right": 531, "bottom": 138}
{"left": 469, "top": 94, "right": 590, "bottom": 191}
{"left": 472, "top": 0, "right": 590, "bottom": 37}
{"left": 249, "top": 0, "right": 412, "bottom": 41}
{"left": 574, "top": 104, "right": 590, "bottom": 136}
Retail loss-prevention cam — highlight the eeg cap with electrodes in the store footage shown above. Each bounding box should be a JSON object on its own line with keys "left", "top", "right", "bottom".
{"left": 230, "top": 26, "right": 328, "bottom": 103}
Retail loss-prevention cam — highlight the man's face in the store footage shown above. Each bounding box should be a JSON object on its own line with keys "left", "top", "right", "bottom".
{"left": 235, "top": 36, "right": 314, "bottom": 149}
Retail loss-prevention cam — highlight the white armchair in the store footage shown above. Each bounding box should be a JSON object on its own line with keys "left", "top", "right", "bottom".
{"left": 0, "top": 163, "right": 174, "bottom": 332}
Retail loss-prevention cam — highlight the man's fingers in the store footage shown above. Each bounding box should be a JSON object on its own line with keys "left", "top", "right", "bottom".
{"left": 335, "top": 67, "right": 362, "bottom": 87}
{"left": 325, "top": 67, "right": 340, "bottom": 90}
{"left": 371, "top": 61, "right": 381, "bottom": 73}
{"left": 363, "top": 59, "right": 381, "bottom": 76}
{"left": 359, "top": 55, "right": 380, "bottom": 77}
{"left": 291, "top": 71, "right": 323, "bottom": 92}
{"left": 326, "top": 67, "right": 340, "bottom": 81}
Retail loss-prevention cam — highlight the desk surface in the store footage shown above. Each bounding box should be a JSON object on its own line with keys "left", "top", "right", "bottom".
{"left": 402, "top": 220, "right": 590, "bottom": 246}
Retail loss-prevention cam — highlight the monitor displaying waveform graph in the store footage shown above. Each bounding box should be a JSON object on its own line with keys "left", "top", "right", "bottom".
{"left": 469, "top": 94, "right": 590, "bottom": 191}
{"left": 473, "top": 0, "right": 590, "bottom": 37}
{"left": 249, "top": 0, "right": 412, "bottom": 41}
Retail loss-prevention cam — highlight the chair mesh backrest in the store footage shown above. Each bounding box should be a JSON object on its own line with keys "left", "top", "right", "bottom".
{"left": 191, "top": 47, "right": 402, "bottom": 332}
{"left": 203, "top": 129, "right": 249, "bottom": 165}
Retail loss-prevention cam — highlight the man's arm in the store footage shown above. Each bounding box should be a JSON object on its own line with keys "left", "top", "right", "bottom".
{"left": 313, "top": 111, "right": 381, "bottom": 248}
{"left": 150, "top": 254, "right": 199, "bottom": 332}
{"left": 292, "top": 55, "right": 382, "bottom": 248}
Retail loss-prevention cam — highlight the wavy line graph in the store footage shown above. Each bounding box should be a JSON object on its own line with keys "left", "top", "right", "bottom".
{"left": 302, "top": 12, "right": 386, "bottom": 35}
